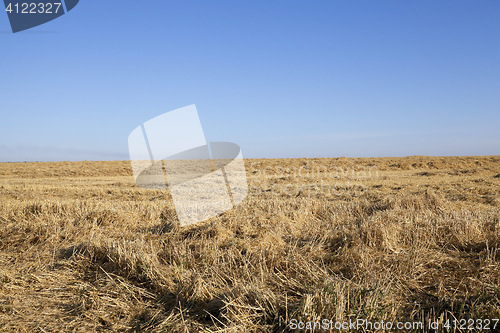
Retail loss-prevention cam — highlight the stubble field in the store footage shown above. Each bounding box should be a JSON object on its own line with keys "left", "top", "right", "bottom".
{"left": 0, "top": 156, "right": 500, "bottom": 332}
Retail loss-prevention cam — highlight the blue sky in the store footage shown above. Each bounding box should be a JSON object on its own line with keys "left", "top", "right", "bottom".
{"left": 1, "top": 0, "right": 499, "bottom": 162}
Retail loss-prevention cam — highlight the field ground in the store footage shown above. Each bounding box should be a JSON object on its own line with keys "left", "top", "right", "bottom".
{"left": 0, "top": 156, "right": 500, "bottom": 332}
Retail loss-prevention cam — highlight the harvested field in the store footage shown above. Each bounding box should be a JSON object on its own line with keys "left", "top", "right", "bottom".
{"left": 0, "top": 156, "right": 500, "bottom": 332}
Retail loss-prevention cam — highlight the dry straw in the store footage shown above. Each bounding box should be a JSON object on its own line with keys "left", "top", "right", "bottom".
{"left": 0, "top": 156, "right": 499, "bottom": 331}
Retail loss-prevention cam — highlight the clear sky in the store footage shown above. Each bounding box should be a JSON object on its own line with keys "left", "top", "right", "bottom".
{"left": 1, "top": 0, "right": 499, "bottom": 162}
